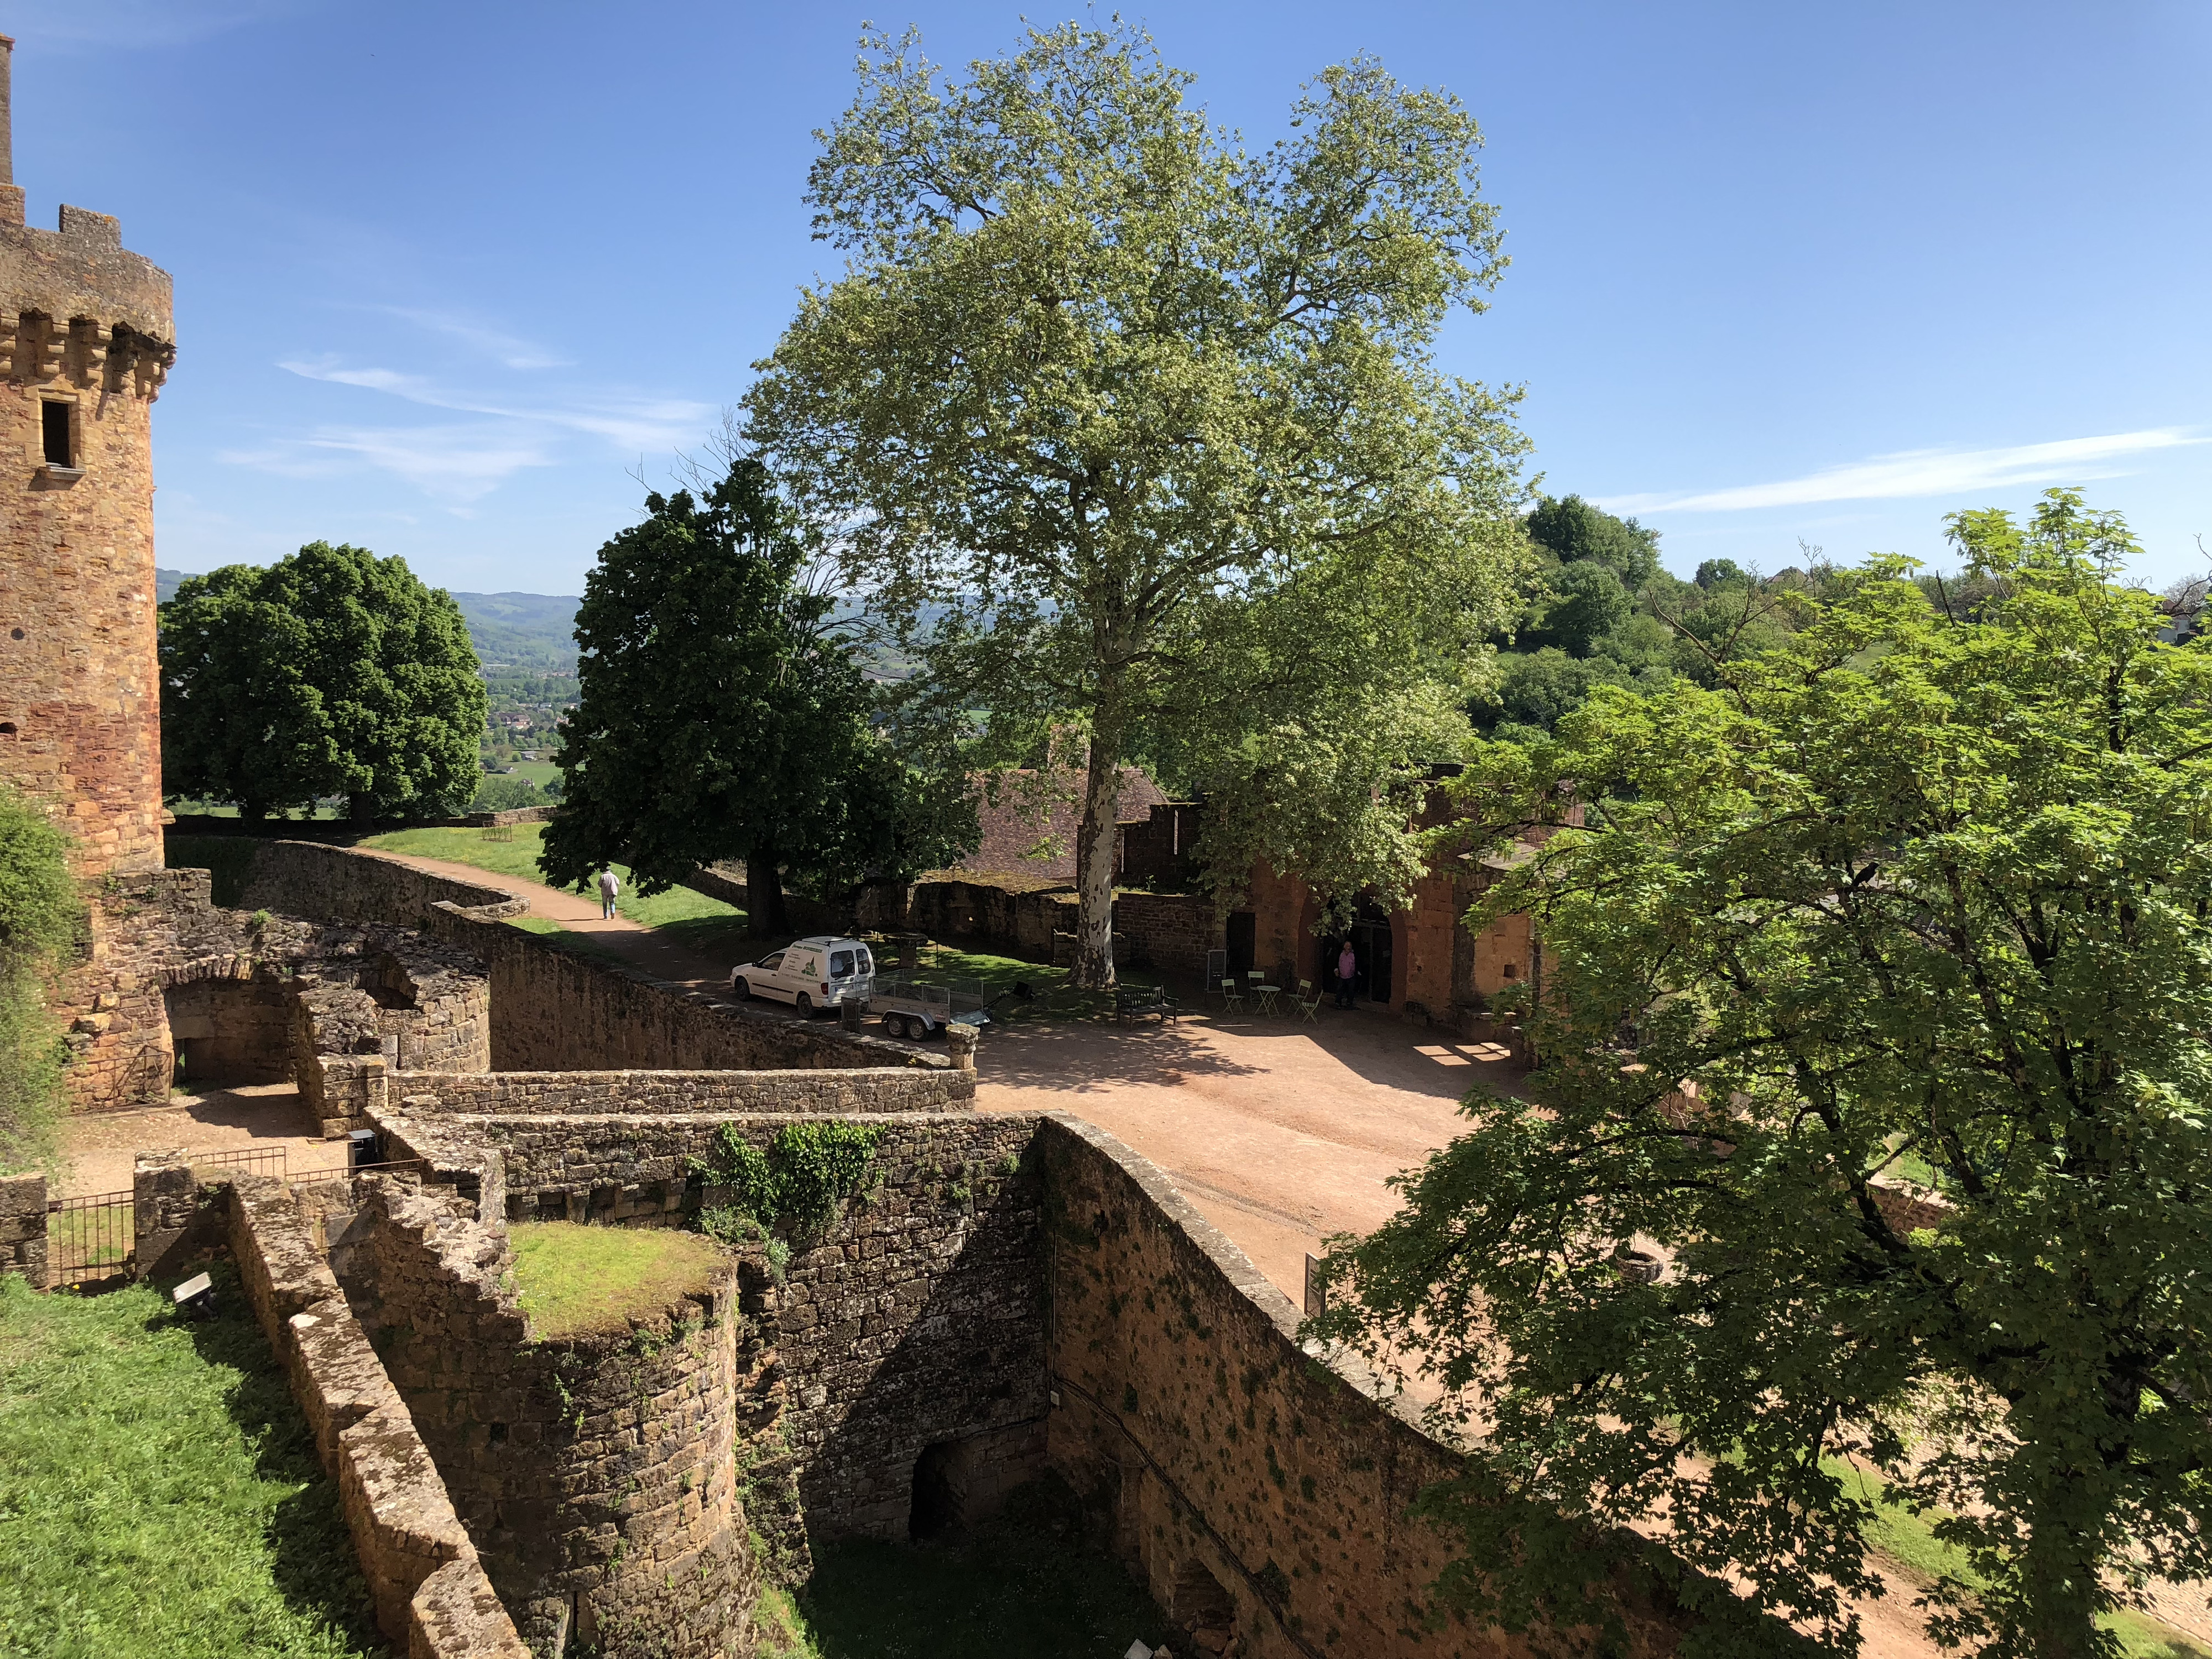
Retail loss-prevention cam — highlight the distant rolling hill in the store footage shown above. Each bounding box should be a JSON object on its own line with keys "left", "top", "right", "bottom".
{"left": 155, "top": 570, "right": 580, "bottom": 674}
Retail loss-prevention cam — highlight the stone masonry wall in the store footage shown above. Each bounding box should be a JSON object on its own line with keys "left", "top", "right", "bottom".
{"left": 376, "top": 1105, "right": 1052, "bottom": 1564}
{"left": 1036, "top": 1115, "right": 1691, "bottom": 1659}
{"left": 0, "top": 1171, "right": 47, "bottom": 1285}
{"left": 886, "top": 874, "right": 1218, "bottom": 979}
{"left": 216, "top": 837, "right": 933, "bottom": 1074}
{"left": 394, "top": 1066, "right": 972, "bottom": 1119}
{"left": 332, "top": 1178, "right": 754, "bottom": 1658}
{"left": 221, "top": 1172, "right": 529, "bottom": 1658}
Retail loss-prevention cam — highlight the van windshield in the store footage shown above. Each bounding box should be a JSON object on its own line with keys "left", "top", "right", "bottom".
{"left": 831, "top": 951, "right": 856, "bottom": 977}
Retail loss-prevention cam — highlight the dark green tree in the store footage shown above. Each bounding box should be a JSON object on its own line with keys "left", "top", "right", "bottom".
{"left": 1319, "top": 491, "right": 2212, "bottom": 1659}
{"left": 1530, "top": 560, "right": 1631, "bottom": 655}
{"left": 541, "top": 462, "right": 974, "bottom": 935}
{"left": 1527, "top": 493, "right": 1662, "bottom": 588}
{"left": 159, "top": 544, "right": 486, "bottom": 820}
{"left": 1694, "top": 556, "right": 1749, "bottom": 590}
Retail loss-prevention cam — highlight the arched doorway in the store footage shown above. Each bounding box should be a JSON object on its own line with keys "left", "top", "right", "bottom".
{"left": 1325, "top": 898, "right": 1394, "bottom": 1005}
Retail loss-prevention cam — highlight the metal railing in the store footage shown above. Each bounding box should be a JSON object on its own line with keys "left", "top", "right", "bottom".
{"left": 190, "top": 1145, "right": 289, "bottom": 1177}
{"left": 46, "top": 1190, "right": 134, "bottom": 1288}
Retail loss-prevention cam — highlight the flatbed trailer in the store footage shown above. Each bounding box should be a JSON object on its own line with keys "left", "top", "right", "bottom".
{"left": 864, "top": 973, "right": 992, "bottom": 1040}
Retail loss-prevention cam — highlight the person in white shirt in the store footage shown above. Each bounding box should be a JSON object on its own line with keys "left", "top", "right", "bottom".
{"left": 597, "top": 867, "right": 620, "bottom": 919}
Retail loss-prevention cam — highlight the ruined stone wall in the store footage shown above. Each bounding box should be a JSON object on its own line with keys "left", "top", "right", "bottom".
{"left": 378, "top": 1106, "right": 1052, "bottom": 1560}
{"left": 56, "top": 867, "right": 314, "bottom": 1108}
{"left": 1035, "top": 1115, "right": 1687, "bottom": 1659}
{"left": 332, "top": 1178, "right": 753, "bottom": 1658}
{"left": 1110, "top": 891, "right": 1220, "bottom": 980}
{"left": 220, "top": 1172, "right": 529, "bottom": 1658}
{"left": 163, "top": 972, "right": 295, "bottom": 1086}
{"left": 215, "top": 837, "right": 931, "bottom": 1074}
{"left": 885, "top": 874, "right": 1217, "bottom": 980}
{"left": 395, "top": 1065, "right": 972, "bottom": 1118}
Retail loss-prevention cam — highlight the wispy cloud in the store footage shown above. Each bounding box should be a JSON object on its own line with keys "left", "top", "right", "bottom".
{"left": 1600, "top": 430, "right": 2209, "bottom": 516}
{"left": 374, "top": 307, "right": 572, "bottom": 371}
{"left": 276, "top": 356, "right": 714, "bottom": 453}
{"left": 220, "top": 423, "right": 555, "bottom": 504}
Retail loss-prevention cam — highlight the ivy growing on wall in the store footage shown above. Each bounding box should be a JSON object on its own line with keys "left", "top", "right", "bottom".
{"left": 689, "top": 1121, "right": 882, "bottom": 1237}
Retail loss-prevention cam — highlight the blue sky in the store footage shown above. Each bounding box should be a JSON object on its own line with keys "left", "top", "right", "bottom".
{"left": 9, "top": 0, "right": 2209, "bottom": 595}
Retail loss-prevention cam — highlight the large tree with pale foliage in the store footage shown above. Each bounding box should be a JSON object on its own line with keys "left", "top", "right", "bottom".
{"left": 1317, "top": 491, "right": 2212, "bottom": 1659}
{"left": 745, "top": 20, "right": 1528, "bottom": 984}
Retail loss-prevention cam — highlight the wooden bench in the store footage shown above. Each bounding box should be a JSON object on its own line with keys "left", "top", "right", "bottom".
{"left": 1114, "top": 985, "right": 1179, "bottom": 1027}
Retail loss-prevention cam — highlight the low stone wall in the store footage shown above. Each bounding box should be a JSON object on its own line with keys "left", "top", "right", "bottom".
{"left": 420, "top": 906, "right": 932, "bottom": 1074}
{"left": 226, "top": 838, "right": 530, "bottom": 926}
{"left": 168, "top": 806, "right": 555, "bottom": 838}
{"left": 202, "top": 837, "right": 935, "bottom": 1074}
{"left": 0, "top": 1172, "right": 46, "bottom": 1285}
{"left": 1036, "top": 1115, "right": 1687, "bottom": 1659}
{"left": 393, "top": 1066, "right": 972, "bottom": 1119}
{"left": 221, "top": 1171, "right": 529, "bottom": 1658}
{"left": 332, "top": 1178, "right": 754, "bottom": 1657}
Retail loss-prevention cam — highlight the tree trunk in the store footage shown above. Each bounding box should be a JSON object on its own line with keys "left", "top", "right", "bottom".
{"left": 748, "top": 852, "right": 790, "bottom": 938}
{"left": 1071, "top": 708, "right": 1125, "bottom": 990}
{"left": 2021, "top": 1499, "right": 2105, "bottom": 1659}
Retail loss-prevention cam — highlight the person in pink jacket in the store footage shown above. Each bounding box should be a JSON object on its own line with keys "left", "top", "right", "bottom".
{"left": 1334, "top": 941, "right": 1358, "bottom": 1008}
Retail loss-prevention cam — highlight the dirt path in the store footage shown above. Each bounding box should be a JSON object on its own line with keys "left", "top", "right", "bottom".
{"left": 350, "top": 848, "right": 742, "bottom": 988}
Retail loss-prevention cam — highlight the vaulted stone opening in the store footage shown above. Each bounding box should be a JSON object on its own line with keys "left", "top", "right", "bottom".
{"left": 162, "top": 975, "right": 296, "bottom": 1090}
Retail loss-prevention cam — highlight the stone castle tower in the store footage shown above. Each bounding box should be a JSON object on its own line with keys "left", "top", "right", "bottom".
{"left": 0, "top": 33, "right": 175, "bottom": 878}
{"left": 0, "top": 35, "right": 185, "bottom": 1108}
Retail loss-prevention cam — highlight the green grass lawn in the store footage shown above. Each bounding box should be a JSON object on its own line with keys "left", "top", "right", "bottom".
{"left": 357, "top": 825, "right": 745, "bottom": 932}
{"left": 763, "top": 1476, "right": 1170, "bottom": 1659}
{"left": 500, "top": 759, "right": 561, "bottom": 787}
{"left": 508, "top": 1223, "right": 728, "bottom": 1338}
{"left": 1824, "top": 1459, "right": 2209, "bottom": 1659}
{"left": 898, "top": 945, "right": 1165, "bottom": 1024}
{"left": 0, "top": 1268, "right": 384, "bottom": 1658}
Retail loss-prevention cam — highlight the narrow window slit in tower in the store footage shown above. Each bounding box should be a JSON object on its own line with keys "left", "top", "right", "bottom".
{"left": 41, "top": 400, "right": 71, "bottom": 468}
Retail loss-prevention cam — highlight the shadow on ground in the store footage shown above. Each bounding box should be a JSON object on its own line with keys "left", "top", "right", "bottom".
{"left": 776, "top": 1477, "right": 1169, "bottom": 1659}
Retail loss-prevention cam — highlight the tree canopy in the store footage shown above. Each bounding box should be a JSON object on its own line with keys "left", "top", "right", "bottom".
{"left": 158, "top": 543, "right": 486, "bottom": 821}
{"left": 744, "top": 19, "right": 1528, "bottom": 982}
{"left": 1318, "top": 492, "right": 2212, "bottom": 1659}
{"left": 540, "top": 461, "right": 974, "bottom": 935}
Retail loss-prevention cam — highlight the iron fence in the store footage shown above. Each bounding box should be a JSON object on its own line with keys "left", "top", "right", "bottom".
{"left": 45, "top": 1190, "right": 134, "bottom": 1288}
{"left": 190, "top": 1146, "right": 288, "bottom": 1177}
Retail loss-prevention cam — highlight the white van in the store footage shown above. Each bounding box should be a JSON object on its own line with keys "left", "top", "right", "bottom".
{"left": 731, "top": 936, "right": 875, "bottom": 1014}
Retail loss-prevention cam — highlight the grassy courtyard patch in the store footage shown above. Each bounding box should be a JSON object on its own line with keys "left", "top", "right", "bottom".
{"left": 508, "top": 1222, "right": 728, "bottom": 1338}
{"left": 0, "top": 1268, "right": 383, "bottom": 1659}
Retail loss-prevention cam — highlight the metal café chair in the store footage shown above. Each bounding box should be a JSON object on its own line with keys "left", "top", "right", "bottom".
{"left": 1220, "top": 978, "right": 1246, "bottom": 1015}
{"left": 1293, "top": 980, "right": 1322, "bottom": 1022}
